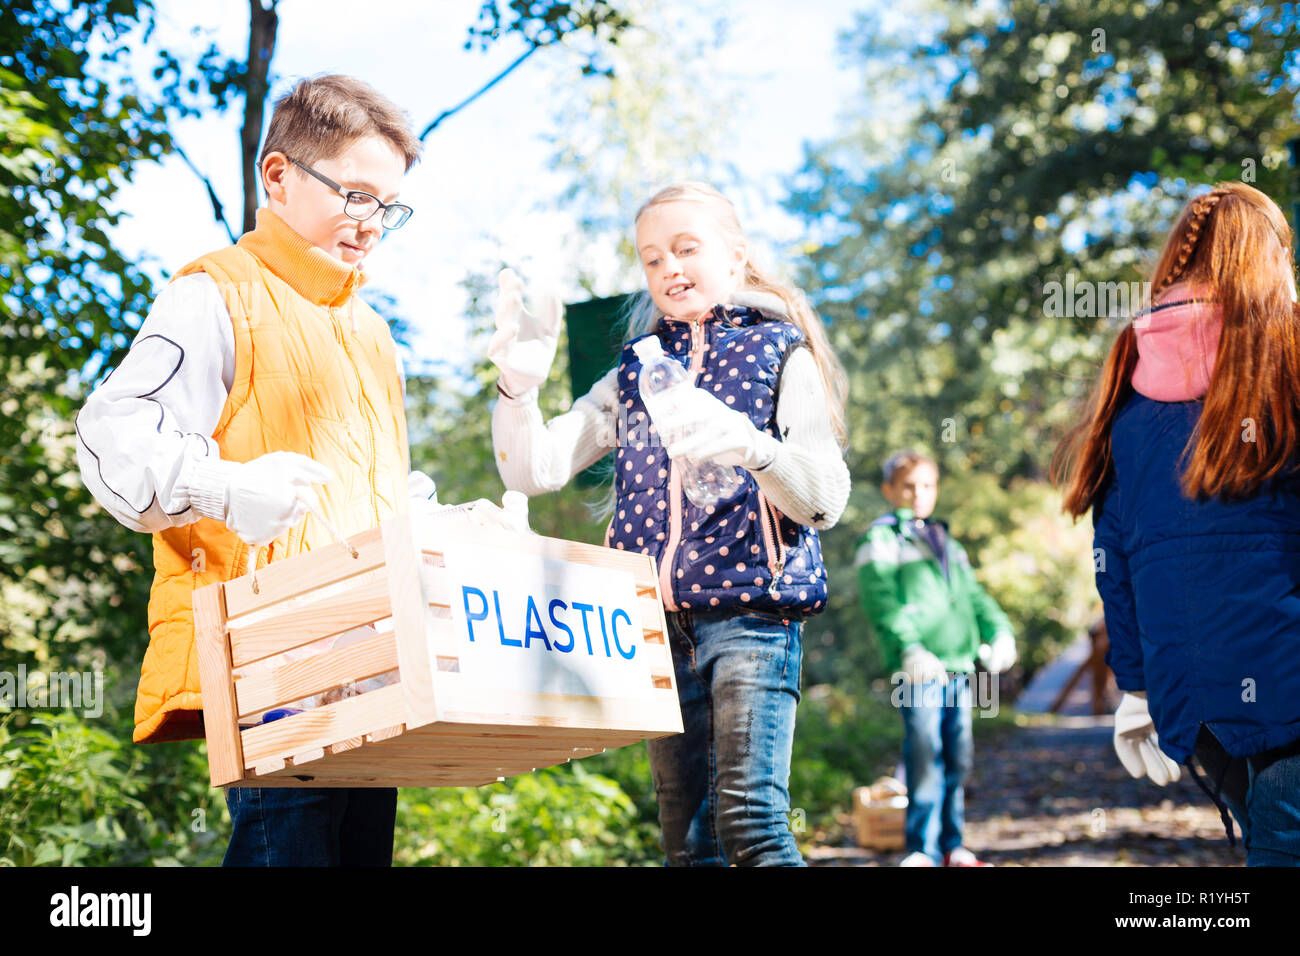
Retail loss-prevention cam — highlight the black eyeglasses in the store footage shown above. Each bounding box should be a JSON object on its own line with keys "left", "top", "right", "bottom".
{"left": 289, "top": 158, "right": 414, "bottom": 229}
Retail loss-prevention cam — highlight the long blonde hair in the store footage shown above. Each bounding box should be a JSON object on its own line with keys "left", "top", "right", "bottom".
{"left": 622, "top": 181, "right": 849, "bottom": 448}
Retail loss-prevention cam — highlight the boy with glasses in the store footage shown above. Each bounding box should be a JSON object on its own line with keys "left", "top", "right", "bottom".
{"left": 77, "top": 74, "right": 451, "bottom": 865}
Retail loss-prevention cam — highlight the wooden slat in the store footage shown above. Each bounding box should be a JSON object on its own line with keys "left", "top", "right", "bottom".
{"left": 239, "top": 683, "right": 408, "bottom": 767}
{"left": 366, "top": 723, "right": 405, "bottom": 744}
{"left": 224, "top": 526, "right": 388, "bottom": 618}
{"left": 316, "top": 746, "right": 588, "bottom": 769}
{"left": 326, "top": 737, "right": 595, "bottom": 760}
{"left": 231, "top": 716, "right": 650, "bottom": 788}
{"left": 289, "top": 747, "right": 325, "bottom": 766}
{"left": 384, "top": 518, "right": 440, "bottom": 729}
{"left": 252, "top": 756, "right": 286, "bottom": 776}
{"left": 228, "top": 576, "right": 393, "bottom": 667}
{"left": 408, "top": 723, "right": 649, "bottom": 746}
{"left": 194, "top": 583, "right": 245, "bottom": 788}
{"left": 234, "top": 631, "right": 399, "bottom": 716}
{"left": 236, "top": 773, "right": 503, "bottom": 788}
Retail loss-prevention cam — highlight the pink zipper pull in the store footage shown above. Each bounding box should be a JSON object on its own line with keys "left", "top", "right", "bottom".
{"left": 768, "top": 555, "right": 785, "bottom": 601}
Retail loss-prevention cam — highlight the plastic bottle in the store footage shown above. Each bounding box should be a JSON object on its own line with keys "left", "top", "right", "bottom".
{"left": 632, "top": 336, "right": 745, "bottom": 508}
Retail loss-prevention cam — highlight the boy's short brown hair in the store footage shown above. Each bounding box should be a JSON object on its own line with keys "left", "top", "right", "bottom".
{"left": 882, "top": 449, "right": 937, "bottom": 485}
{"left": 260, "top": 74, "right": 422, "bottom": 173}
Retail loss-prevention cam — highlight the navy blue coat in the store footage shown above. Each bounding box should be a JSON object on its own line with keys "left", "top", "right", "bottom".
{"left": 1095, "top": 392, "right": 1300, "bottom": 763}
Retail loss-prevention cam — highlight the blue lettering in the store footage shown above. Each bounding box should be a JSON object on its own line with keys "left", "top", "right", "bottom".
{"left": 462, "top": 587, "right": 488, "bottom": 643}
{"left": 524, "top": 595, "right": 553, "bottom": 651}
{"left": 611, "top": 608, "right": 635, "bottom": 660}
{"left": 549, "top": 600, "right": 574, "bottom": 653}
{"left": 597, "top": 605, "right": 612, "bottom": 657}
{"left": 572, "top": 602, "right": 596, "bottom": 655}
{"left": 494, "top": 590, "right": 521, "bottom": 647}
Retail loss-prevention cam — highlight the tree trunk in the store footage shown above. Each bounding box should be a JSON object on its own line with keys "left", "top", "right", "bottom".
{"left": 241, "top": 0, "right": 279, "bottom": 236}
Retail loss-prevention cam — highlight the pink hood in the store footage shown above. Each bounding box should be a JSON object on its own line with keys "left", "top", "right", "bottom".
{"left": 1130, "top": 282, "right": 1223, "bottom": 402}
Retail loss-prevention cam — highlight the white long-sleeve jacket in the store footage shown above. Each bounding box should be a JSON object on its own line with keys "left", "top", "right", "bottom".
{"left": 74, "top": 273, "right": 407, "bottom": 533}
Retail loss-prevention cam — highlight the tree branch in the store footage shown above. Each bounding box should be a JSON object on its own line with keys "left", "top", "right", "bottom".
{"left": 419, "top": 42, "right": 541, "bottom": 140}
{"left": 173, "top": 143, "right": 237, "bottom": 244}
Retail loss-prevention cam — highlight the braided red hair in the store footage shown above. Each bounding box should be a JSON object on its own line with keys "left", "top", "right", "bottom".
{"left": 1054, "top": 181, "right": 1300, "bottom": 514}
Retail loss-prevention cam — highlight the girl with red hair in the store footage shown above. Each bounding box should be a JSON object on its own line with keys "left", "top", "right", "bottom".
{"left": 1054, "top": 181, "right": 1300, "bottom": 865}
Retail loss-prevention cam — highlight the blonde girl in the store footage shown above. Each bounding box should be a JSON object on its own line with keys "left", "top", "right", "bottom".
{"left": 488, "top": 182, "right": 849, "bottom": 865}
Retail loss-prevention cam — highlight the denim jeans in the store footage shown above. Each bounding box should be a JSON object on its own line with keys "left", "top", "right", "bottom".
{"left": 646, "top": 607, "right": 805, "bottom": 866}
{"left": 222, "top": 786, "right": 397, "bottom": 867}
{"left": 899, "top": 674, "right": 973, "bottom": 863}
{"left": 1194, "top": 726, "right": 1300, "bottom": 866}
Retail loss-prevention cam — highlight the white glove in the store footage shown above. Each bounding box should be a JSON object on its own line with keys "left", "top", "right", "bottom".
{"left": 900, "top": 645, "right": 949, "bottom": 685}
{"left": 1113, "top": 692, "right": 1181, "bottom": 786}
{"left": 188, "top": 451, "right": 334, "bottom": 546}
{"left": 977, "top": 632, "right": 1017, "bottom": 674}
{"left": 658, "top": 387, "right": 778, "bottom": 471}
{"left": 417, "top": 491, "right": 531, "bottom": 534}
{"left": 486, "top": 267, "right": 562, "bottom": 398}
{"left": 408, "top": 470, "right": 444, "bottom": 516}
{"left": 460, "top": 491, "right": 530, "bottom": 533}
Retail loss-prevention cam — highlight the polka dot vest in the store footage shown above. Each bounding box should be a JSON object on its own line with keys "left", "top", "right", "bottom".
{"left": 605, "top": 304, "right": 828, "bottom": 617}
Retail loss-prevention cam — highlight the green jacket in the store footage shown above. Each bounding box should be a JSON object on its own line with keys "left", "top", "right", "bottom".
{"left": 855, "top": 508, "right": 1013, "bottom": 673}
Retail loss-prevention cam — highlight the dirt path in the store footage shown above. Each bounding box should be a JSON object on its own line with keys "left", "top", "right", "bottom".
{"left": 807, "top": 715, "right": 1245, "bottom": 867}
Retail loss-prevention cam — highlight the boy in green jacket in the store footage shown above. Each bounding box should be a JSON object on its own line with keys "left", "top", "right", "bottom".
{"left": 855, "top": 450, "right": 1017, "bottom": 867}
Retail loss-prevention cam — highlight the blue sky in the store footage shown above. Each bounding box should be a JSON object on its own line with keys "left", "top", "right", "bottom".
{"left": 108, "top": 0, "right": 871, "bottom": 372}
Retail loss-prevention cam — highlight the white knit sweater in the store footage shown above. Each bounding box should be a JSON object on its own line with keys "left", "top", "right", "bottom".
{"left": 491, "top": 333, "right": 850, "bottom": 530}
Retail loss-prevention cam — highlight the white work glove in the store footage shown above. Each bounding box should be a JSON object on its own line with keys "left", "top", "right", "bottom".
{"left": 900, "top": 645, "right": 949, "bottom": 686}
{"left": 408, "top": 470, "right": 444, "bottom": 516}
{"left": 658, "top": 387, "right": 779, "bottom": 472}
{"left": 187, "top": 451, "right": 334, "bottom": 546}
{"left": 977, "top": 632, "right": 1017, "bottom": 674}
{"left": 1113, "top": 692, "right": 1181, "bottom": 786}
{"left": 461, "top": 490, "right": 531, "bottom": 533}
{"left": 416, "top": 490, "right": 531, "bottom": 534}
{"left": 486, "top": 267, "right": 563, "bottom": 399}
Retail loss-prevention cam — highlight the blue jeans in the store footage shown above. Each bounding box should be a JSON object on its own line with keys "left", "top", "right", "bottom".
{"left": 1195, "top": 728, "right": 1300, "bottom": 866}
{"left": 222, "top": 786, "right": 397, "bottom": 866}
{"left": 899, "top": 674, "right": 973, "bottom": 863}
{"left": 646, "top": 607, "right": 805, "bottom": 866}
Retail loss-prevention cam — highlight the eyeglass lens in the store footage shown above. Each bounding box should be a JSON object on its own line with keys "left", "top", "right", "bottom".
{"left": 344, "top": 192, "right": 411, "bottom": 228}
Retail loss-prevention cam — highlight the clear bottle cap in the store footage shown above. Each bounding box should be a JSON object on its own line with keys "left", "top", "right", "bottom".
{"left": 632, "top": 336, "right": 665, "bottom": 364}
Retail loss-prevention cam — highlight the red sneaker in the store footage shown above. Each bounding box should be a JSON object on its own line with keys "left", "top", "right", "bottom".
{"left": 943, "top": 847, "right": 992, "bottom": 867}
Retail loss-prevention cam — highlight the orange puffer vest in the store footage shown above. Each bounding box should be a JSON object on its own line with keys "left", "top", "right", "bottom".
{"left": 133, "top": 209, "right": 409, "bottom": 744}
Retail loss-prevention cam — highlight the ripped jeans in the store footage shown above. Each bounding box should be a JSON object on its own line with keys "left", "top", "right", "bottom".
{"left": 646, "top": 607, "right": 805, "bottom": 866}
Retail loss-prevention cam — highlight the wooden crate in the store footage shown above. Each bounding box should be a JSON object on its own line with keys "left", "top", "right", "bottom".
{"left": 196, "top": 514, "right": 683, "bottom": 788}
{"left": 852, "top": 781, "right": 907, "bottom": 851}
